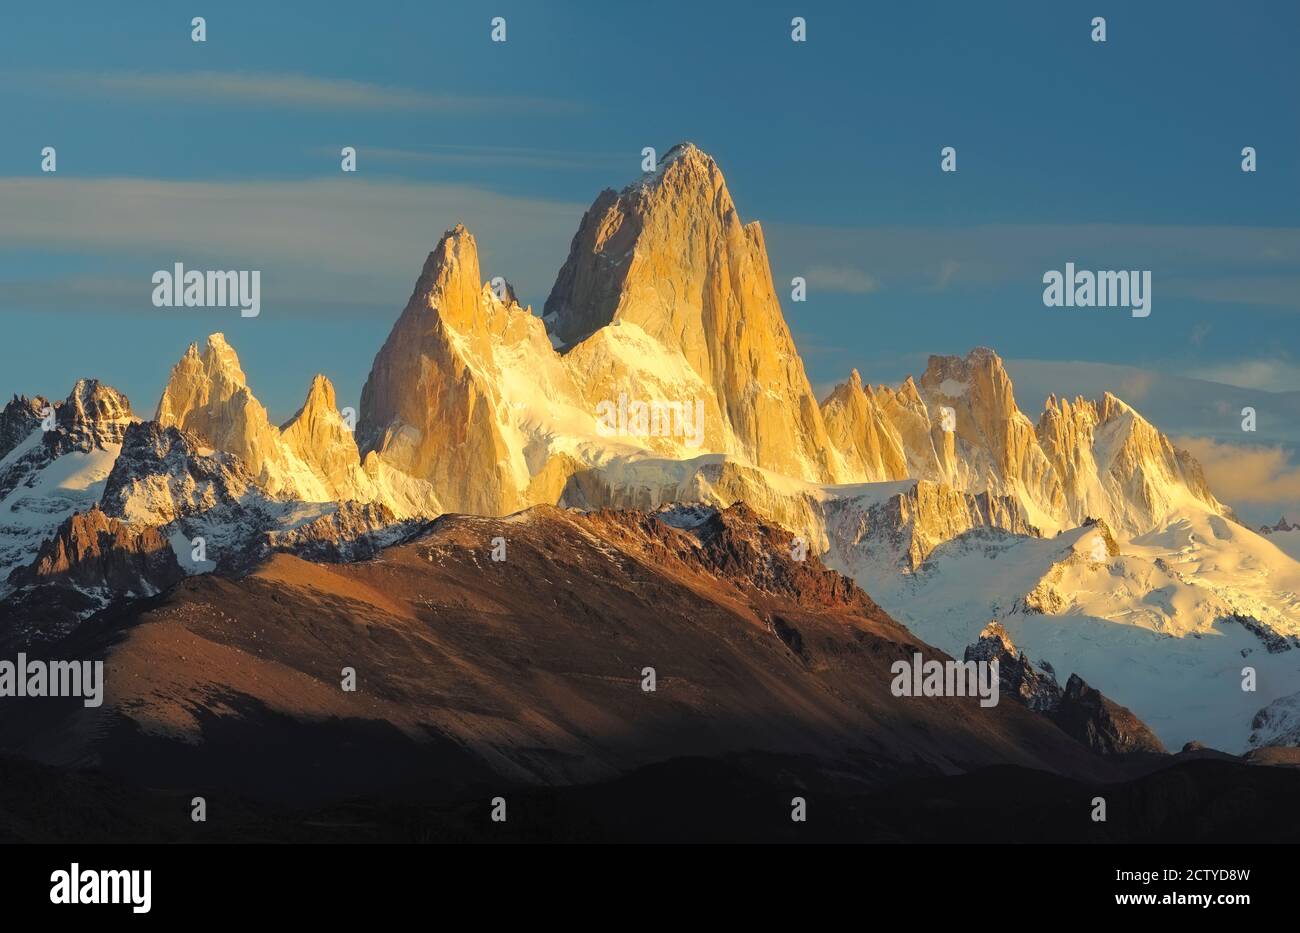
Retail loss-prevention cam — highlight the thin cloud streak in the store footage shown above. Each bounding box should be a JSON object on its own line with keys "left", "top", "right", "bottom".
{"left": 765, "top": 222, "right": 1300, "bottom": 309}
{"left": 0, "top": 176, "right": 587, "bottom": 312}
{"left": 318, "top": 144, "right": 627, "bottom": 170}
{"left": 17, "top": 70, "right": 585, "bottom": 115}
{"left": 1191, "top": 359, "right": 1300, "bottom": 393}
{"left": 805, "top": 264, "right": 879, "bottom": 295}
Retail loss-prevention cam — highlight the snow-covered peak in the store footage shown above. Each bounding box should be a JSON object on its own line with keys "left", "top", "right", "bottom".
{"left": 61, "top": 379, "right": 135, "bottom": 447}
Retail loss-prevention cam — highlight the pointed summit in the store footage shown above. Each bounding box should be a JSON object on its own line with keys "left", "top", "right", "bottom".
{"left": 409, "top": 224, "right": 488, "bottom": 336}
{"left": 156, "top": 333, "right": 251, "bottom": 425}
{"left": 281, "top": 373, "right": 338, "bottom": 434}
{"left": 544, "top": 143, "right": 847, "bottom": 483}
{"left": 358, "top": 225, "right": 536, "bottom": 514}
{"left": 281, "top": 374, "right": 368, "bottom": 500}
{"left": 820, "top": 368, "right": 908, "bottom": 482}
{"left": 917, "top": 347, "right": 1058, "bottom": 514}
{"left": 59, "top": 379, "right": 135, "bottom": 448}
{"left": 156, "top": 333, "right": 304, "bottom": 496}
{"left": 544, "top": 142, "right": 742, "bottom": 350}
{"left": 650, "top": 141, "right": 709, "bottom": 175}
{"left": 0, "top": 394, "right": 47, "bottom": 460}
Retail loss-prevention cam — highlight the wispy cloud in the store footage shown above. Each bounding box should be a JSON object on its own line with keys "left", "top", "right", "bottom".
{"left": 1190, "top": 358, "right": 1300, "bottom": 393}
{"left": 312, "top": 143, "right": 625, "bottom": 171}
{"left": 0, "top": 176, "right": 587, "bottom": 312}
{"left": 932, "top": 259, "right": 960, "bottom": 291}
{"left": 765, "top": 223, "right": 1300, "bottom": 309}
{"left": 1163, "top": 275, "right": 1300, "bottom": 309}
{"left": 805, "top": 264, "right": 879, "bottom": 294}
{"left": 1175, "top": 436, "right": 1300, "bottom": 511}
{"left": 1113, "top": 369, "right": 1155, "bottom": 402}
{"left": 18, "top": 70, "right": 584, "bottom": 115}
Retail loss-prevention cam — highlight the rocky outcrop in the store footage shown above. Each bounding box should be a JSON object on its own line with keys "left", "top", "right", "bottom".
{"left": 265, "top": 501, "right": 428, "bottom": 562}
{"left": 823, "top": 479, "right": 1038, "bottom": 573}
{"left": 960, "top": 624, "right": 1167, "bottom": 754}
{"left": 97, "top": 420, "right": 297, "bottom": 575}
{"left": 1249, "top": 690, "right": 1300, "bottom": 748}
{"left": 8, "top": 506, "right": 183, "bottom": 593}
{"left": 1079, "top": 516, "right": 1121, "bottom": 556}
{"left": 57, "top": 379, "right": 135, "bottom": 450}
{"left": 99, "top": 420, "right": 426, "bottom": 576}
{"left": 1050, "top": 673, "right": 1167, "bottom": 755}
{"left": 1223, "top": 612, "right": 1297, "bottom": 653}
{"left": 680, "top": 502, "right": 876, "bottom": 611}
{"left": 100, "top": 420, "right": 266, "bottom": 526}
{"left": 1257, "top": 516, "right": 1300, "bottom": 562}
{"left": 964, "top": 621, "right": 1062, "bottom": 711}
{"left": 0, "top": 395, "right": 47, "bottom": 460}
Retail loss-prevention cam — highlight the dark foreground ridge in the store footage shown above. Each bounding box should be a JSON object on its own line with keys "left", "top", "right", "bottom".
{"left": 0, "top": 503, "right": 1297, "bottom": 843}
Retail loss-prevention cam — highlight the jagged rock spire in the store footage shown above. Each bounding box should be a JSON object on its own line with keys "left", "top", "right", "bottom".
{"left": 544, "top": 142, "right": 848, "bottom": 483}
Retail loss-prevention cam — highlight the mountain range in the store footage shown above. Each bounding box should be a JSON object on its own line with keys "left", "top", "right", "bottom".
{"left": 2, "top": 143, "right": 1298, "bottom": 838}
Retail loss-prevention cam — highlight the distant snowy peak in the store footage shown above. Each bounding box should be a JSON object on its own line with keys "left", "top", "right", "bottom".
{"left": 0, "top": 395, "right": 46, "bottom": 461}
{"left": 59, "top": 379, "right": 136, "bottom": 449}
{"left": 0, "top": 380, "right": 137, "bottom": 587}
{"left": 7, "top": 379, "right": 136, "bottom": 459}
{"left": 822, "top": 346, "right": 1229, "bottom": 538}
{"left": 100, "top": 420, "right": 266, "bottom": 526}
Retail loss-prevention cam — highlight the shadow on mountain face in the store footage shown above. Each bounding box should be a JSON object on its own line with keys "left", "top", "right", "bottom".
{"left": 2, "top": 504, "right": 1298, "bottom": 844}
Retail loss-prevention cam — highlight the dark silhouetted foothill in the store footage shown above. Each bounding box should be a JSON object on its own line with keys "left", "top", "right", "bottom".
{"left": 1050, "top": 674, "right": 1167, "bottom": 755}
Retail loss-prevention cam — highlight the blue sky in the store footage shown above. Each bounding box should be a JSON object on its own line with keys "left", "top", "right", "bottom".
{"left": 1, "top": 0, "right": 1297, "bottom": 519}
